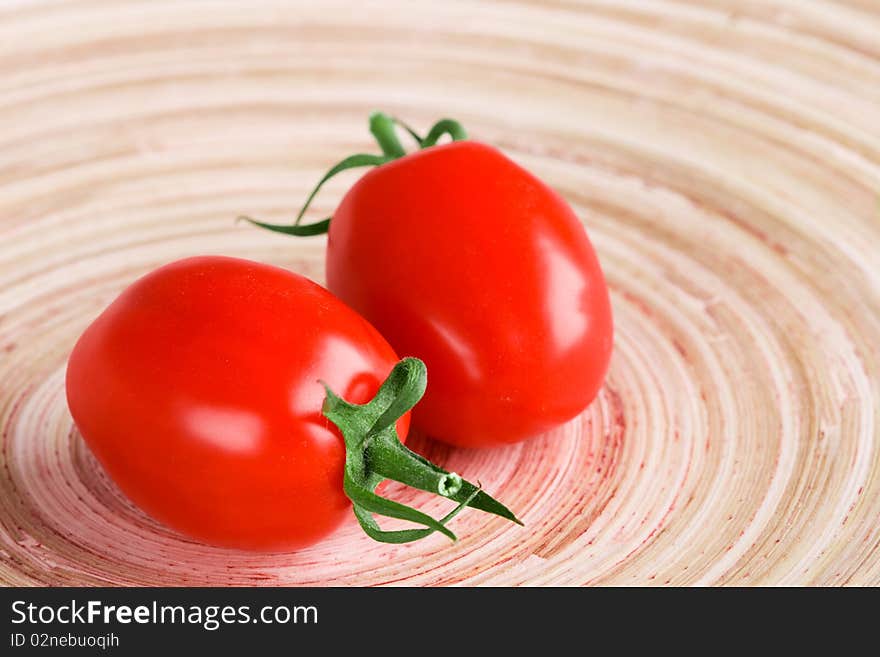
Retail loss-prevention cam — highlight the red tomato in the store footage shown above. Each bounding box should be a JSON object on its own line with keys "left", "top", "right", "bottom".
{"left": 326, "top": 141, "right": 613, "bottom": 447}
{"left": 66, "top": 256, "right": 406, "bottom": 551}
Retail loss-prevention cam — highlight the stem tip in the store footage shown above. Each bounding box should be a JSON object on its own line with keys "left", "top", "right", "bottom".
{"left": 438, "top": 472, "right": 463, "bottom": 497}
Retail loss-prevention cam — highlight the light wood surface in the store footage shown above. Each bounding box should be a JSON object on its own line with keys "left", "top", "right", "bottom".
{"left": 1, "top": 0, "right": 878, "bottom": 586}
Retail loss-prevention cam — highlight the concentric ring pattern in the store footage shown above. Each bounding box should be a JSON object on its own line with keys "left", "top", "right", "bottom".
{"left": 1, "top": 0, "right": 878, "bottom": 586}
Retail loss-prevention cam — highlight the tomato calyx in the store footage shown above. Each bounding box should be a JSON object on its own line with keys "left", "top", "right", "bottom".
{"left": 322, "top": 357, "right": 521, "bottom": 544}
{"left": 370, "top": 112, "right": 468, "bottom": 155}
{"left": 239, "top": 112, "right": 468, "bottom": 238}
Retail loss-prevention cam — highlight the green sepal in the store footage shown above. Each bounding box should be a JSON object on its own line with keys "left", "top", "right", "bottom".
{"left": 244, "top": 114, "right": 469, "bottom": 236}
{"left": 322, "top": 357, "right": 522, "bottom": 544}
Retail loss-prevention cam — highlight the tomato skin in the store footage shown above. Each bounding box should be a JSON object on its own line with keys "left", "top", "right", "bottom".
{"left": 326, "top": 141, "right": 612, "bottom": 447}
{"left": 66, "top": 256, "right": 407, "bottom": 551}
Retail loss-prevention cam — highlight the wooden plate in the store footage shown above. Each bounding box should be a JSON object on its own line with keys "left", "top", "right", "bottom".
{"left": 1, "top": 0, "right": 878, "bottom": 585}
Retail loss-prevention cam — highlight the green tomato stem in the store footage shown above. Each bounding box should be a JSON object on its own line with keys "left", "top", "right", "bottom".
{"left": 369, "top": 112, "right": 407, "bottom": 158}
{"left": 322, "top": 357, "right": 522, "bottom": 544}
{"left": 244, "top": 112, "right": 469, "bottom": 236}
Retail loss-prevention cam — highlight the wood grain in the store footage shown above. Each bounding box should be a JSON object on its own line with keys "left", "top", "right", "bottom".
{"left": 1, "top": 0, "right": 878, "bottom": 586}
